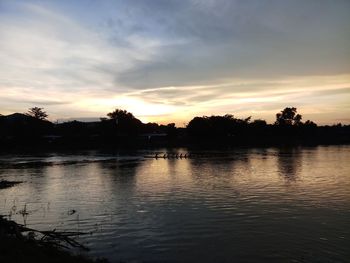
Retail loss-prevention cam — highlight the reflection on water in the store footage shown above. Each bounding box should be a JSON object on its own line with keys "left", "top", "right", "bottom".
{"left": 277, "top": 147, "right": 302, "bottom": 182}
{"left": 0, "top": 146, "right": 350, "bottom": 262}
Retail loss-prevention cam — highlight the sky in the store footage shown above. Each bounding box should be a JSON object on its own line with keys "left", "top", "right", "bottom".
{"left": 0, "top": 0, "right": 350, "bottom": 126}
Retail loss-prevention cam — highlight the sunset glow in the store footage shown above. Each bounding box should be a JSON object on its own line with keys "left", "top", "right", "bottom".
{"left": 1, "top": 1, "right": 349, "bottom": 126}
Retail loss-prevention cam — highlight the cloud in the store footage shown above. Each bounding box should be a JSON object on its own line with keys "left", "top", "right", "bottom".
{"left": 115, "top": 0, "right": 350, "bottom": 88}
{"left": 0, "top": 98, "right": 70, "bottom": 106}
{"left": 0, "top": 1, "right": 162, "bottom": 95}
{"left": 0, "top": 0, "right": 349, "bottom": 125}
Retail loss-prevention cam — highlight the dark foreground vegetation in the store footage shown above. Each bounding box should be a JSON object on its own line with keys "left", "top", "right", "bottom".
{"left": 0, "top": 180, "right": 22, "bottom": 189}
{"left": 0, "top": 107, "right": 349, "bottom": 150}
{"left": 0, "top": 181, "right": 108, "bottom": 263}
{"left": 0, "top": 216, "right": 108, "bottom": 263}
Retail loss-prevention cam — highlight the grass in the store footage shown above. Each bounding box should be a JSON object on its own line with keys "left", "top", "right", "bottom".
{"left": 0, "top": 180, "right": 22, "bottom": 189}
{"left": 0, "top": 215, "right": 109, "bottom": 263}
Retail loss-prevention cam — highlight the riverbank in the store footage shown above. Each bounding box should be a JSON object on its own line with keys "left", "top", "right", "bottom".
{"left": 0, "top": 181, "right": 109, "bottom": 263}
{"left": 0, "top": 215, "right": 109, "bottom": 263}
{"left": 0, "top": 180, "right": 22, "bottom": 189}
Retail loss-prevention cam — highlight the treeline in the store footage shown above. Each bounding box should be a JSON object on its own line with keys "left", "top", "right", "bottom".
{"left": 186, "top": 107, "right": 349, "bottom": 146}
{"left": 0, "top": 107, "right": 349, "bottom": 150}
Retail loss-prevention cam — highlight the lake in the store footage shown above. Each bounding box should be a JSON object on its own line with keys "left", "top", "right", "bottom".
{"left": 1, "top": 146, "right": 349, "bottom": 262}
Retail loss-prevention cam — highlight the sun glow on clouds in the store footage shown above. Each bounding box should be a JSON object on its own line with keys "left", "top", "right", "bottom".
{"left": 77, "top": 96, "right": 177, "bottom": 123}
{"left": 1, "top": 1, "right": 350, "bottom": 125}
{"left": 118, "top": 75, "right": 350, "bottom": 125}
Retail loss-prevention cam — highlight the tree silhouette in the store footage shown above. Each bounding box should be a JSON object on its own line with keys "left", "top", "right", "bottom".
{"left": 107, "top": 109, "right": 136, "bottom": 121}
{"left": 187, "top": 114, "right": 251, "bottom": 137}
{"left": 26, "top": 107, "right": 48, "bottom": 120}
{"left": 275, "top": 107, "right": 302, "bottom": 126}
{"left": 303, "top": 120, "right": 317, "bottom": 127}
{"left": 166, "top": 123, "right": 177, "bottom": 137}
{"left": 106, "top": 108, "right": 142, "bottom": 134}
{"left": 251, "top": 119, "right": 267, "bottom": 128}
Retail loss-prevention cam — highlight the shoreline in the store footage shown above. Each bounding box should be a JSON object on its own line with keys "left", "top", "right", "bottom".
{"left": 0, "top": 180, "right": 22, "bottom": 190}
{"left": 0, "top": 215, "right": 109, "bottom": 263}
{"left": 0, "top": 182, "right": 109, "bottom": 263}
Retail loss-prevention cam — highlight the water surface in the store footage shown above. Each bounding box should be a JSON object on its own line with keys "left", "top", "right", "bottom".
{"left": 1, "top": 146, "right": 349, "bottom": 262}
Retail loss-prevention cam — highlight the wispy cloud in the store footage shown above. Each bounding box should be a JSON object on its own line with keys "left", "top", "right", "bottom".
{"left": 0, "top": 0, "right": 349, "bottom": 125}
